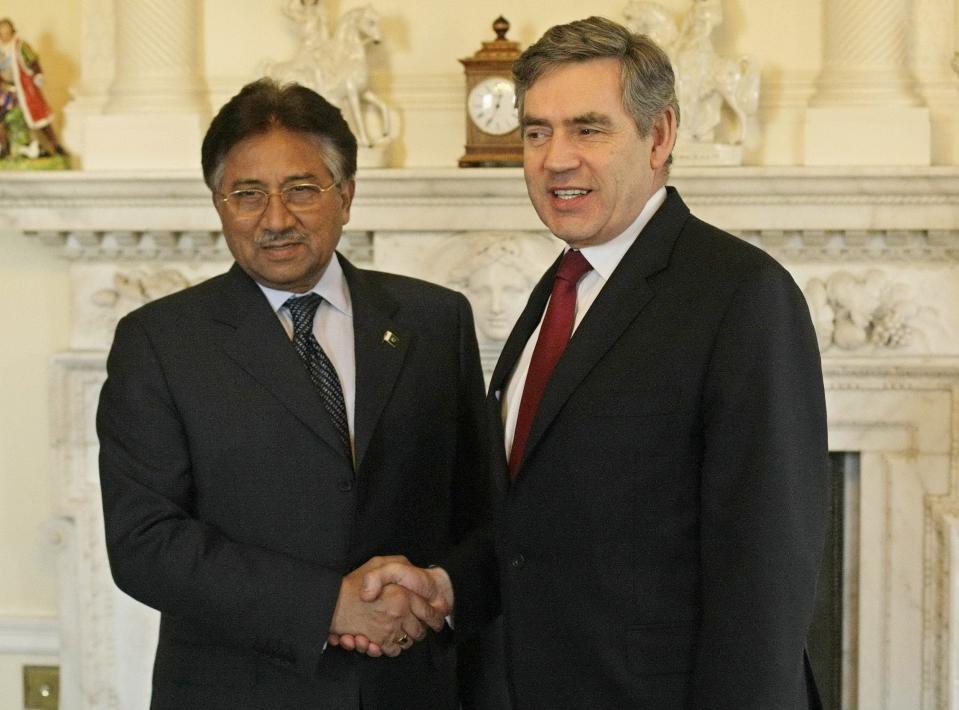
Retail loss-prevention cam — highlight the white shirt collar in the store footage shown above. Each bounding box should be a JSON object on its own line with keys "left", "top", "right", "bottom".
{"left": 256, "top": 252, "right": 353, "bottom": 317}
{"left": 574, "top": 186, "right": 667, "bottom": 280}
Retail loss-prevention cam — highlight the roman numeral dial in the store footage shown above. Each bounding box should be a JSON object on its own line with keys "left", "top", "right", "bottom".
{"left": 467, "top": 77, "right": 520, "bottom": 136}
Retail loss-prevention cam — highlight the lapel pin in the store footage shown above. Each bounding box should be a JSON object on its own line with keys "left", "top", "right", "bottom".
{"left": 383, "top": 330, "right": 399, "bottom": 347}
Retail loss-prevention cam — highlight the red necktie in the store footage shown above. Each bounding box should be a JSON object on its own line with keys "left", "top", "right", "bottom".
{"left": 509, "top": 250, "right": 593, "bottom": 479}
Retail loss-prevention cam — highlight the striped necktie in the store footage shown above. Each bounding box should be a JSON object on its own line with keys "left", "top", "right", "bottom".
{"left": 285, "top": 294, "right": 351, "bottom": 457}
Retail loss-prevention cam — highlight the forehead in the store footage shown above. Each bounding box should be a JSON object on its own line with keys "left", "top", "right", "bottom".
{"left": 220, "top": 126, "right": 329, "bottom": 184}
{"left": 524, "top": 57, "right": 625, "bottom": 120}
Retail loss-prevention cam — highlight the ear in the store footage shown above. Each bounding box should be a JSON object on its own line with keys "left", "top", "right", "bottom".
{"left": 338, "top": 178, "right": 357, "bottom": 225}
{"left": 649, "top": 106, "right": 678, "bottom": 170}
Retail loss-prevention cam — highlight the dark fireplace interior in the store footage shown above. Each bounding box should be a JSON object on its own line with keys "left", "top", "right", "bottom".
{"left": 808, "top": 452, "right": 857, "bottom": 710}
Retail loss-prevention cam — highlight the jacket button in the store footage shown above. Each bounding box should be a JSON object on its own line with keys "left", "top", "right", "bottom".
{"left": 511, "top": 554, "right": 525, "bottom": 568}
{"left": 337, "top": 480, "right": 353, "bottom": 492}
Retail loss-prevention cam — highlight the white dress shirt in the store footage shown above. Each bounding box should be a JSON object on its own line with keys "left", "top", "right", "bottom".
{"left": 502, "top": 187, "right": 667, "bottom": 455}
{"left": 257, "top": 255, "right": 356, "bottom": 449}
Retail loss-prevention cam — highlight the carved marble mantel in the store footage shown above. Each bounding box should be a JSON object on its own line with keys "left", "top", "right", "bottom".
{"left": 6, "top": 166, "right": 959, "bottom": 235}
{"left": 11, "top": 166, "right": 959, "bottom": 709}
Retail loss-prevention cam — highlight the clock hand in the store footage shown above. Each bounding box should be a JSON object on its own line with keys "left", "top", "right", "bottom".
{"left": 485, "top": 94, "right": 505, "bottom": 128}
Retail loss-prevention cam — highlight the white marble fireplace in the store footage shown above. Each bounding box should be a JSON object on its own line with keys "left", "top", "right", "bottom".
{"left": 7, "top": 166, "right": 959, "bottom": 709}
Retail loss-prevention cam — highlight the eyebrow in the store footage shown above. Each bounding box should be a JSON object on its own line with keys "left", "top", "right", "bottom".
{"left": 521, "top": 112, "right": 615, "bottom": 129}
{"left": 568, "top": 112, "right": 614, "bottom": 127}
{"left": 520, "top": 115, "right": 549, "bottom": 129}
{"left": 226, "top": 173, "right": 320, "bottom": 190}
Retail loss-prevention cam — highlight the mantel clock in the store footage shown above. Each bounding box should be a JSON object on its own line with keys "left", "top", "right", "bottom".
{"left": 458, "top": 17, "right": 523, "bottom": 167}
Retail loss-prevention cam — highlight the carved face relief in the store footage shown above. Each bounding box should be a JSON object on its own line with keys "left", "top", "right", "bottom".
{"left": 465, "top": 261, "right": 531, "bottom": 341}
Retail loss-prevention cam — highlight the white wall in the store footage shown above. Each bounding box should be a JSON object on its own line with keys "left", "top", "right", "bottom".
{"left": 0, "top": 227, "right": 70, "bottom": 704}
{"left": 0, "top": 14, "right": 80, "bottom": 699}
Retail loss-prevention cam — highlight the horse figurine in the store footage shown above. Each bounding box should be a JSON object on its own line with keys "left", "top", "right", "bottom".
{"left": 624, "top": 0, "right": 758, "bottom": 150}
{"left": 265, "top": 4, "right": 392, "bottom": 148}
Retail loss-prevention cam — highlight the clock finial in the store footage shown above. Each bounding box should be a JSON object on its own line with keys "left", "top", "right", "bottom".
{"left": 493, "top": 16, "right": 510, "bottom": 41}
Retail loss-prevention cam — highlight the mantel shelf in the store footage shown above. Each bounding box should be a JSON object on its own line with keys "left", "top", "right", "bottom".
{"left": 3, "top": 166, "right": 959, "bottom": 235}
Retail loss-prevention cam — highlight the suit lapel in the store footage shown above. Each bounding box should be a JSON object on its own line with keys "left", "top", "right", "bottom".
{"left": 512, "top": 187, "right": 692, "bottom": 474}
{"left": 213, "top": 264, "right": 350, "bottom": 458}
{"left": 341, "top": 257, "right": 410, "bottom": 472}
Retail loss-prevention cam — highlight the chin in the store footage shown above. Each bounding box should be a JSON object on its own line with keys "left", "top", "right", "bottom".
{"left": 542, "top": 219, "right": 592, "bottom": 244}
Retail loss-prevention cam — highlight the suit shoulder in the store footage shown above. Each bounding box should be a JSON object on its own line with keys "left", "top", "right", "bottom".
{"left": 357, "top": 268, "right": 467, "bottom": 308}
{"left": 120, "top": 271, "right": 229, "bottom": 326}
{"left": 680, "top": 214, "right": 792, "bottom": 282}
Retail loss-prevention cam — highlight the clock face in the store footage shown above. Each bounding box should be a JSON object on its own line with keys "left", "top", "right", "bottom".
{"left": 467, "top": 76, "right": 520, "bottom": 136}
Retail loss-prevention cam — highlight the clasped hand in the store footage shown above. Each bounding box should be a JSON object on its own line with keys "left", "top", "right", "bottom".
{"left": 329, "top": 555, "right": 454, "bottom": 657}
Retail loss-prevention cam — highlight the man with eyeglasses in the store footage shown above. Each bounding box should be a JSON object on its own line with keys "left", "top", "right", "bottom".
{"left": 96, "top": 78, "right": 497, "bottom": 709}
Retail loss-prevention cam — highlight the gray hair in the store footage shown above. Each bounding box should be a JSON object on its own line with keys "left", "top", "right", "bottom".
{"left": 513, "top": 16, "right": 680, "bottom": 139}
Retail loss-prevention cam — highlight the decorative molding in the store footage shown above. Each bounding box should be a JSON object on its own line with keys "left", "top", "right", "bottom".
{"left": 0, "top": 617, "right": 59, "bottom": 656}
{"left": 30, "top": 230, "right": 374, "bottom": 263}
{"left": 738, "top": 229, "right": 959, "bottom": 262}
{"left": 822, "top": 359, "right": 959, "bottom": 382}
{"left": 24, "top": 228, "right": 959, "bottom": 264}
{"left": 5, "top": 168, "right": 959, "bottom": 262}
{"left": 805, "top": 269, "right": 940, "bottom": 352}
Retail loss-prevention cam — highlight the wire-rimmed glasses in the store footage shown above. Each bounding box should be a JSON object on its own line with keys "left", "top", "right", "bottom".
{"left": 218, "top": 182, "right": 340, "bottom": 218}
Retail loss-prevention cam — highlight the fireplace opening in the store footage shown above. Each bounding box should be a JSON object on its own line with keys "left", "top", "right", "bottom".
{"left": 807, "top": 451, "right": 858, "bottom": 710}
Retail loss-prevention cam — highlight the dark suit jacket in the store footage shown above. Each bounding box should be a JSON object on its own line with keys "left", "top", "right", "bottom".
{"left": 97, "top": 255, "right": 492, "bottom": 710}
{"left": 447, "top": 188, "right": 829, "bottom": 709}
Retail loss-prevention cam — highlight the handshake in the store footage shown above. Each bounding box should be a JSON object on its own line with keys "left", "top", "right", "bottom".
{"left": 328, "top": 556, "right": 454, "bottom": 657}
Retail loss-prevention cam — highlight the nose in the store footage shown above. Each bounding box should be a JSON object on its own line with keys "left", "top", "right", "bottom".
{"left": 542, "top": 133, "right": 579, "bottom": 174}
{"left": 259, "top": 193, "right": 298, "bottom": 232}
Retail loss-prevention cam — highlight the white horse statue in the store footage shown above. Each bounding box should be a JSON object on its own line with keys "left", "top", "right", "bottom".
{"left": 624, "top": 0, "right": 759, "bottom": 159}
{"left": 265, "top": 4, "right": 393, "bottom": 149}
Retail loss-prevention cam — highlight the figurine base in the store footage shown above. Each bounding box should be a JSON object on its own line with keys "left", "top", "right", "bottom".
{"left": 358, "top": 141, "right": 393, "bottom": 169}
{"left": 673, "top": 140, "right": 743, "bottom": 166}
{"left": 0, "top": 152, "right": 71, "bottom": 171}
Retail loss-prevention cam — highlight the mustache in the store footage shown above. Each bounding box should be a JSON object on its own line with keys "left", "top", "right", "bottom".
{"left": 254, "top": 229, "right": 308, "bottom": 247}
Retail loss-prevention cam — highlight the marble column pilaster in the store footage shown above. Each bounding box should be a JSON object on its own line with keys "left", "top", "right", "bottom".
{"left": 61, "top": 0, "right": 116, "bottom": 158}
{"left": 913, "top": 0, "right": 959, "bottom": 164}
{"left": 80, "top": 0, "right": 208, "bottom": 170}
{"left": 104, "top": 0, "right": 205, "bottom": 114}
{"left": 804, "top": 0, "right": 931, "bottom": 165}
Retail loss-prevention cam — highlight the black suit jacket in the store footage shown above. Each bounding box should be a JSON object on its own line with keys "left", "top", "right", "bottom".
{"left": 97, "top": 255, "right": 492, "bottom": 710}
{"left": 447, "top": 188, "right": 828, "bottom": 709}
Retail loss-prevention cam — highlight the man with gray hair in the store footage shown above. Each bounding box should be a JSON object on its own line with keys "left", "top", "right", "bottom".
{"left": 97, "top": 78, "right": 495, "bottom": 709}
{"left": 359, "top": 16, "right": 828, "bottom": 709}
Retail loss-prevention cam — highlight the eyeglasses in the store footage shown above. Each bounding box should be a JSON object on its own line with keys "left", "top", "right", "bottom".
{"left": 218, "top": 182, "right": 340, "bottom": 217}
